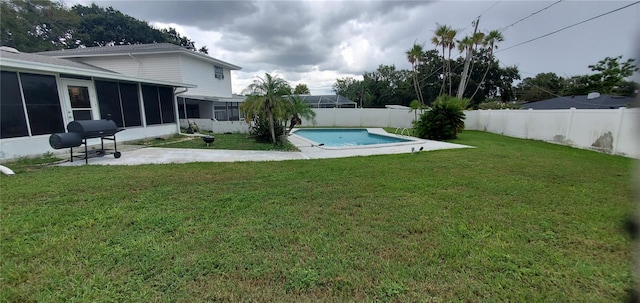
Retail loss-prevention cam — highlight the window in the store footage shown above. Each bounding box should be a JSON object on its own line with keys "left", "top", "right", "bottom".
{"left": 96, "top": 81, "right": 121, "bottom": 124}
{"left": 177, "top": 99, "right": 200, "bottom": 119}
{"left": 119, "top": 83, "right": 142, "bottom": 127}
{"left": 20, "top": 73, "right": 65, "bottom": 136}
{"left": 96, "top": 80, "right": 143, "bottom": 128}
{"left": 1, "top": 71, "right": 66, "bottom": 138}
{"left": 142, "top": 85, "right": 175, "bottom": 125}
{"left": 0, "top": 71, "right": 29, "bottom": 138}
{"left": 212, "top": 101, "right": 240, "bottom": 121}
{"left": 214, "top": 66, "right": 224, "bottom": 80}
{"left": 142, "top": 85, "right": 161, "bottom": 125}
{"left": 159, "top": 86, "right": 175, "bottom": 123}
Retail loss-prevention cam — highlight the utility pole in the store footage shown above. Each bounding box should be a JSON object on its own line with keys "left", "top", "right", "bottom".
{"left": 456, "top": 17, "right": 480, "bottom": 99}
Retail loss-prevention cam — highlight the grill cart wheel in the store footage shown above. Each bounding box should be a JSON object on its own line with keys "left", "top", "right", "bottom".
{"left": 114, "top": 152, "right": 121, "bottom": 158}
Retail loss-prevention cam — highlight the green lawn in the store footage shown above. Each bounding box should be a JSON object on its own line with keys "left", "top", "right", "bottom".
{"left": 0, "top": 131, "right": 635, "bottom": 302}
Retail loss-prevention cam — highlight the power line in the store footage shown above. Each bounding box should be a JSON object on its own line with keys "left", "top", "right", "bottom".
{"left": 478, "top": 0, "right": 502, "bottom": 19}
{"left": 497, "top": 1, "right": 640, "bottom": 53}
{"left": 458, "top": 0, "right": 501, "bottom": 33}
{"left": 500, "top": 0, "right": 563, "bottom": 32}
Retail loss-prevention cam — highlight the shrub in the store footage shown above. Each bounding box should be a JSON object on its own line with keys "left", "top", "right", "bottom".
{"left": 414, "top": 95, "right": 468, "bottom": 140}
{"left": 248, "top": 117, "right": 286, "bottom": 144}
{"left": 478, "top": 101, "right": 521, "bottom": 110}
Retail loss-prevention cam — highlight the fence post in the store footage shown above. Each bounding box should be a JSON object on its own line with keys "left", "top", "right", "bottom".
{"left": 526, "top": 108, "right": 533, "bottom": 139}
{"left": 613, "top": 107, "right": 626, "bottom": 154}
{"left": 566, "top": 107, "right": 575, "bottom": 141}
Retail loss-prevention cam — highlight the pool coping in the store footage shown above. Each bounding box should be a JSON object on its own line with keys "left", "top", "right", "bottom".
{"left": 289, "top": 128, "right": 422, "bottom": 150}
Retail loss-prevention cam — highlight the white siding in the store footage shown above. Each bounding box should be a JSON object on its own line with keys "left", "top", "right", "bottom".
{"left": 75, "top": 54, "right": 183, "bottom": 83}
{"left": 73, "top": 53, "right": 234, "bottom": 98}
{"left": 180, "top": 54, "right": 232, "bottom": 97}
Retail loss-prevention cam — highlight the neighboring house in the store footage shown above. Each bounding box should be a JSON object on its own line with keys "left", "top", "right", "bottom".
{"left": 37, "top": 43, "right": 245, "bottom": 131}
{"left": 287, "top": 95, "right": 357, "bottom": 108}
{"left": 0, "top": 46, "right": 195, "bottom": 160}
{"left": 522, "top": 92, "right": 634, "bottom": 109}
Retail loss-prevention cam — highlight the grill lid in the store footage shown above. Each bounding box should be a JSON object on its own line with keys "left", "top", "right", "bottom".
{"left": 67, "top": 119, "right": 120, "bottom": 138}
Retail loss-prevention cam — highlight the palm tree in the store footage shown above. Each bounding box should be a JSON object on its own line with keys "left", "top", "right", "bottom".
{"left": 432, "top": 24, "right": 451, "bottom": 95}
{"left": 456, "top": 32, "right": 487, "bottom": 98}
{"left": 406, "top": 43, "right": 425, "bottom": 105}
{"left": 284, "top": 95, "right": 316, "bottom": 134}
{"left": 470, "top": 30, "right": 504, "bottom": 101}
{"left": 240, "top": 73, "right": 291, "bottom": 144}
{"left": 444, "top": 28, "right": 457, "bottom": 95}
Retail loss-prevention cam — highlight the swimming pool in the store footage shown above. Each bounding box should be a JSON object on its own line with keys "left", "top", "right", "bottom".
{"left": 291, "top": 128, "right": 413, "bottom": 147}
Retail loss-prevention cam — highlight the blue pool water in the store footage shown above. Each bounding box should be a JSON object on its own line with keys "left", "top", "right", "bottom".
{"left": 293, "top": 129, "right": 411, "bottom": 147}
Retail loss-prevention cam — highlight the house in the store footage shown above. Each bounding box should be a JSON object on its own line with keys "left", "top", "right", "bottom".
{"left": 37, "top": 43, "right": 245, "bottom": 132}
{"left": 522, "top": 92, "right": 634, "bottom": 109}
{"left": 0, "top": 46, "right": 196, "bottom": 160}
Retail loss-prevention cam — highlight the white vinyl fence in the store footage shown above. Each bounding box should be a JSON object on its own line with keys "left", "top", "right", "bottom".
{"left": 464, "top": 108, "right": 640, "bottom": 158}
{"left": 184, "top": 107, "right": 639, "bottom": 159}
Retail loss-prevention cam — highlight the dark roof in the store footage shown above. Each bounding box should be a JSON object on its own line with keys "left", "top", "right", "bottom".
{"left": 36, "top": 43, "right": 241, "bottom": 70}
{"left": 287, "top": 95, "right": 357, "bottom": 107}
{"left": 1, "top": 49, "right": 116, "bottom": 73}
{"left": 522, "top": 94, "right": 634, "bottom": 109}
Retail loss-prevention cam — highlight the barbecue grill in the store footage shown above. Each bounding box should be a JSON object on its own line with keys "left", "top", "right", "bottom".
{"left": 49, "top": 118, "right": 124, "bottom": 164}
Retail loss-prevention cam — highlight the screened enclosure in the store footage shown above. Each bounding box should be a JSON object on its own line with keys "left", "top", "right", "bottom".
{"left": 286, "top": 95, "right": 357, "bottom": 108}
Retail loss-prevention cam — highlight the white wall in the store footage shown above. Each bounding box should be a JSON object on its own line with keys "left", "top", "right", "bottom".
{"left": 179, "top": 119, "right": 249, "bottom": 133}
{"left": 465, "top": 108, "right": 640, "bottom": 158}
{"left": 179, "top": 55, "right": 233, "bottom": 97}
{"left": 0, "top": 124, "right": 178, "bottom": 161}
{"left": 77, "top": 54, "right": 182, "bottom": 83}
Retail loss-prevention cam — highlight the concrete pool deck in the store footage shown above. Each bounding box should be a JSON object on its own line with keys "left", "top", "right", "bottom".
{"left": 57, "top": 129, "right": 472, "bottom": 166}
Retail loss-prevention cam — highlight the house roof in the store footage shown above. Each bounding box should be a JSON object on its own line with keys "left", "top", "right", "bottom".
{"left": 522, "top": 94, "right": 634, "bottom": 109}
{"left": 179, "top": 94, "right": 247, "bottom": 103}
{"left": 36, "top": 43, "right": 242, "bottom": 70}
{"left": 0, "top": 48, "right": 196, "bottom": 88}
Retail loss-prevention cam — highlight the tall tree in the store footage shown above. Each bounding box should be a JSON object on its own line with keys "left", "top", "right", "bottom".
{"left": 71, "top": 4, "right": 166, "bottom": 47}
{"left": 284, "top": 95, "right": 316, "bottom": 133}
{"left": 1, "top": 0, "right": 80, "bottom": 51}
{"left": 515, "top": 72, "right": 565, "bottom": 102}
{"left": 444, "top": 27, "right": 457, "bottom": 95}
{"left": 469, "top": 30, "right": 504, "bottom": 101}
{"left": 161, "top": 27, "right": 196, "bottom": 49}
{"left": 432, "top": 24, "right": 452, "bottom": 95}
{"left": 406, "top": 43, "right": 425, "bottom": 105}
{"left": 456, "top": 19, "right": 480, "bottom": 99}
{"left": 241, "top": 73, "right": 291, "bottom": 144}
{"left": 587, "top": 56, "right": 638, "bottom": 94}
{"left": 293, "top": 83, "right": 311, "bottom": 95}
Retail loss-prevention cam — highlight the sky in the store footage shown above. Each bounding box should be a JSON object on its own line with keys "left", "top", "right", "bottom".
{"left": 65, "top": 0, "right": 640, "bottom": 95}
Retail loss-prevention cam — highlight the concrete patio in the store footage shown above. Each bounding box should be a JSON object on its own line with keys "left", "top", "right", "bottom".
{"left": 56, "top": 130, "right": 472, "bottom": 166}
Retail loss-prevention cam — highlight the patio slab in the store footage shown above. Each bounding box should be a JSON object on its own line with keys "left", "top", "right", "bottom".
{"left": 56, "top": 129, "right": 472, "bottom": 166}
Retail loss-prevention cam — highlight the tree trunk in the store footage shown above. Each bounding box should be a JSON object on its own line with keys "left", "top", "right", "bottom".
{"left": 457, "top": 18, "right": 480, "bottom": 99}
{"left": 447, "top": 48, "right": 453, "bottom": 95}
{"left": 440, "top": 45, "right": 446, "bottom": 95}
{"left": 265, "top": 99, "right": 276, "bottom": 144}
{"left": 412, "top": 66, "right": 423, "bottom": 105}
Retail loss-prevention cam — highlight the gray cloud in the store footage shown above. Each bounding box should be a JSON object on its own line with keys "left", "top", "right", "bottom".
{"left": 92, "top": 1, "right": 259, "bottom": 30}
{"left": 67, "top": 0, "right": 639, "bottom": 94}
